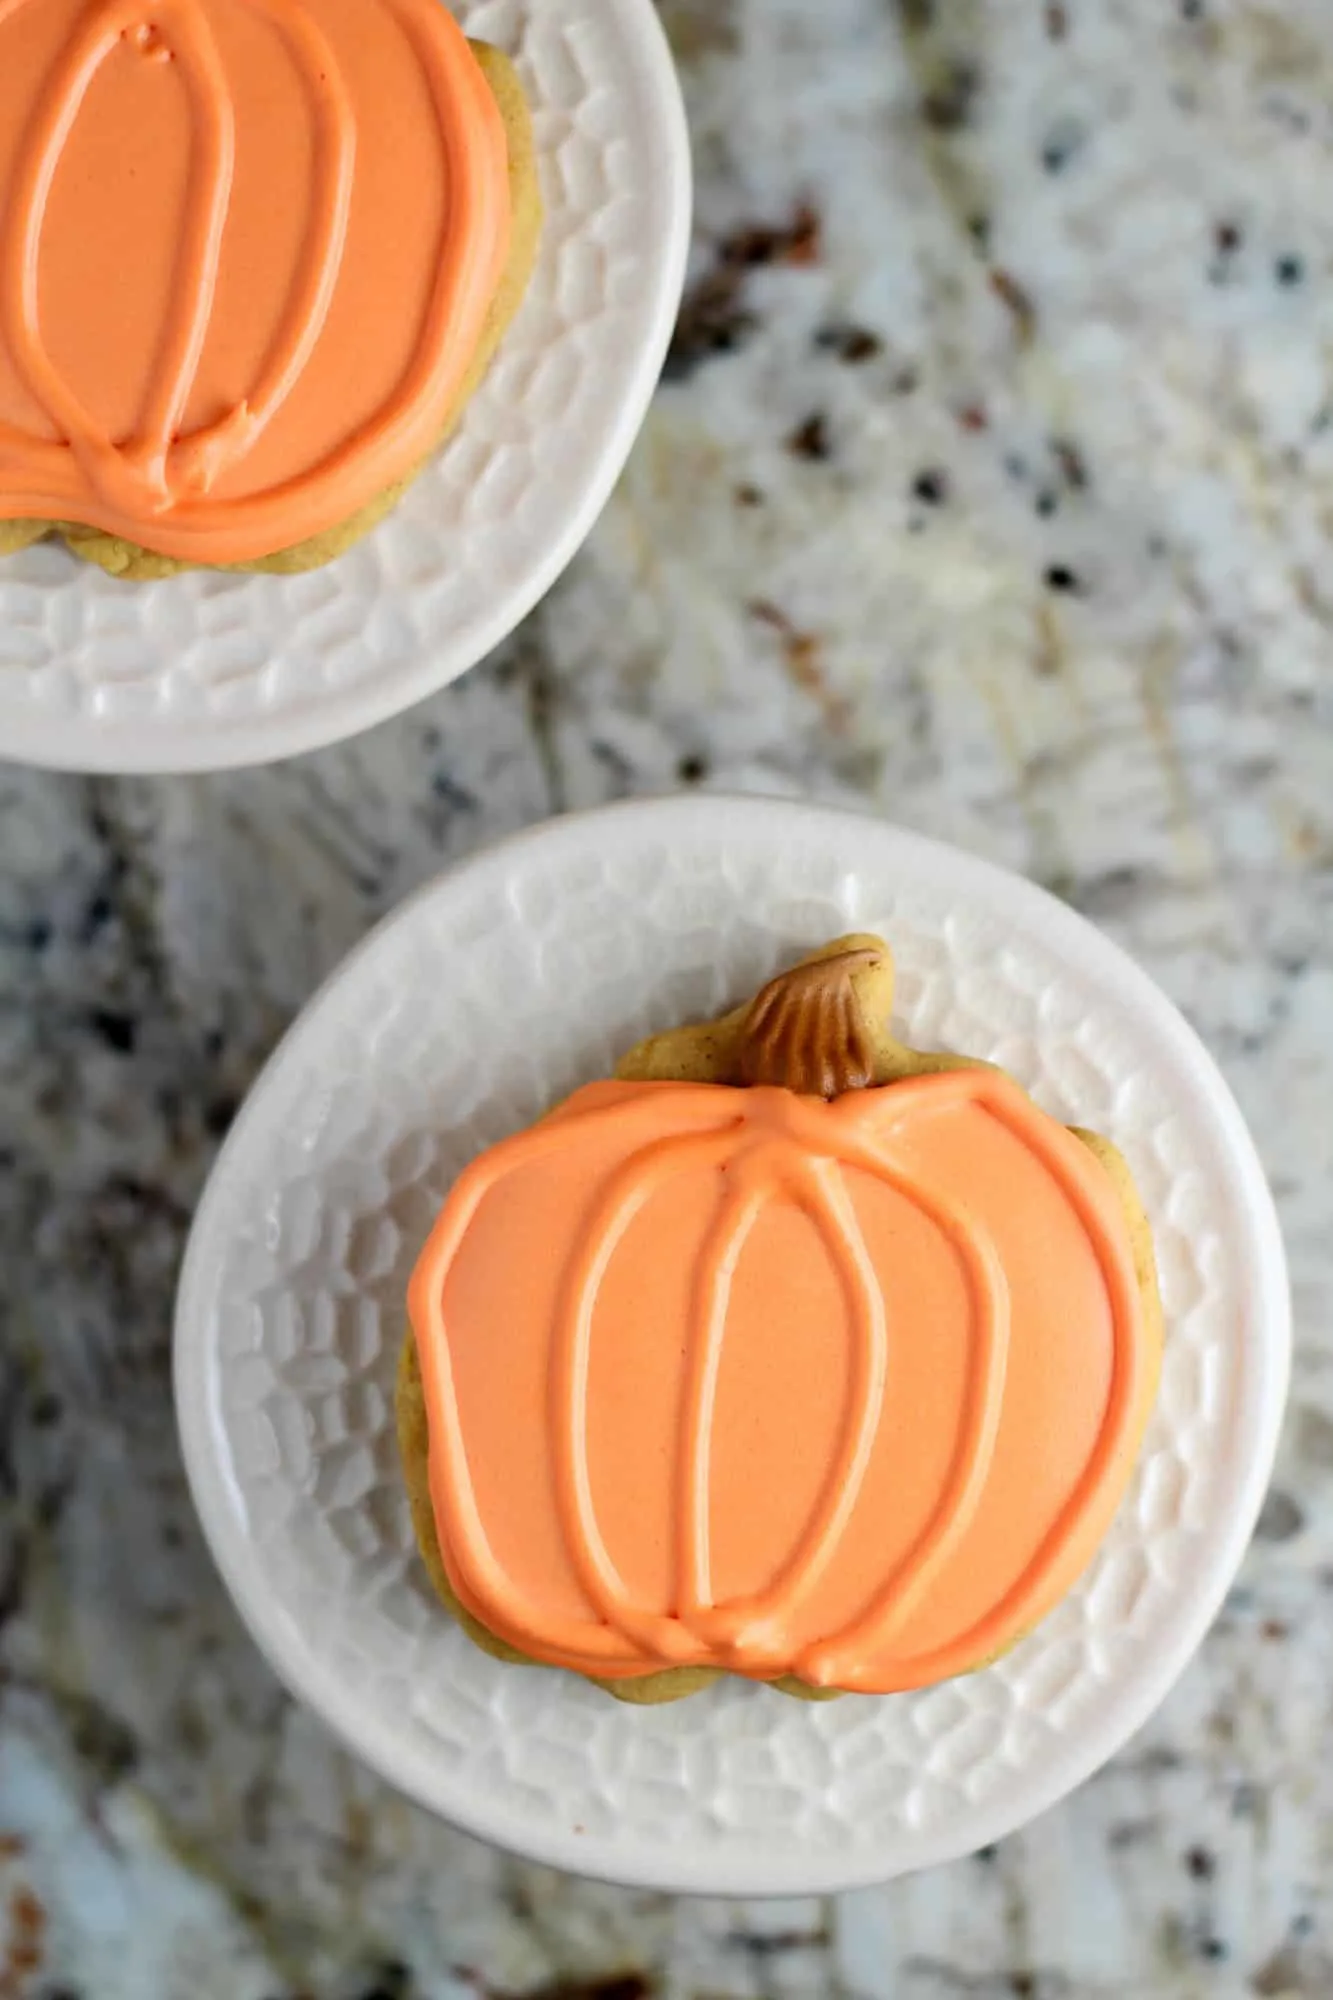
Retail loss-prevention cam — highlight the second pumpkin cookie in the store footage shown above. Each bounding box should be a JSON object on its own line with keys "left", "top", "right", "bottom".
{"left": 400, "top": 935, "right": 1163, "bottom": 1704}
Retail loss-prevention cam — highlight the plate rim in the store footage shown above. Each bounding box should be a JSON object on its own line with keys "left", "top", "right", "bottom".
{"left": 174, "top": 795, "right": 1292, "bottom": 1892}
{"left": 0, "top": 0, "right": 692, "bottom": 776}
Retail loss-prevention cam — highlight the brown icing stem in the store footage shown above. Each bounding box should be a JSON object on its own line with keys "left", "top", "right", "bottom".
{"left": 615, "top": 933, "right": 986, "bottom": 1098}
{"left": 739, "top": 946, "right": 881, "bottom": 1097}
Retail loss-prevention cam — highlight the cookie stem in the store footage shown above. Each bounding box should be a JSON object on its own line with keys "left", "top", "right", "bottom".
{"left": 738, "top": 947, "right": 883, "bottom": 1098}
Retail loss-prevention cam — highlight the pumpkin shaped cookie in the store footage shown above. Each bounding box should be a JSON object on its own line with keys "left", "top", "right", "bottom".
{"left": 399, "top": 936, "right": 1163, "bottom": 1702}
{"left": 0, "top": 0, "right": 540, "bottom": 575}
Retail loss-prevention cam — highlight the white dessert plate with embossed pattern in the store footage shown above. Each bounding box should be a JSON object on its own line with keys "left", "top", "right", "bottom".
{"left": 174, "top": 798, "right": 1289, "bottom": 1891}
{"left": 0, "top": 0, "right": 689, "bottom": 775}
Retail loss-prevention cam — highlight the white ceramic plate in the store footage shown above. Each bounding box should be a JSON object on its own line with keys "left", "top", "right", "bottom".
{"left": 174, "top": 798, "right": 1290, "bottom": 1893}
{"left": 0, "top": 0, "right": 689, "bottom": 775}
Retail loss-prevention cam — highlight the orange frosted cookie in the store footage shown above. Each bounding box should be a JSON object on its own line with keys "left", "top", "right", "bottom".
{"left": 0, "top": 0, "right": 540, "bottom": 577}
{"left": 399, "top": 936, "right": 1163, "bottom": 1703}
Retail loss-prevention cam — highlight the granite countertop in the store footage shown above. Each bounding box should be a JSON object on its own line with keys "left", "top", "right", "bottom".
{"left": 2, "top": 0, "right": 1332, "bottom": 1994}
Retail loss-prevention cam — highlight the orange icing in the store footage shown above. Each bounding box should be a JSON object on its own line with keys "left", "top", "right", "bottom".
{"left": 408, "top": 1072, "right": 1160, "bottom": 1695}
{"left": 0, "top": 0, "right": 511, "bottom": 561}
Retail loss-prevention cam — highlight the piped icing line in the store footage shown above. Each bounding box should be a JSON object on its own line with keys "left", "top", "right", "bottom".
{"left": 170, "top": 0, "right": 356, "bottom": 498}
{"left": 0, "top": 0, "right": 511, "bottom": 560}
{"left": 548, "top": 1126, "right": 744, "bottom": 1666}
{"left": 693, "top": 1143, "right": 1008, "bottom": 1677}
{"left": 680, "top": 1151, "right": 893, "bottom": 1666}
{"left": 800, "top": 1075, "right": 1150, "bottom": 1692}
{"left": 408, "top": 1071, "right": 1154, "bottom": 1690}
{"left": 673, "top": 1167, "right": 765, "bottom": 1625}
{"left": 0, "top": 0, "right": 238, "bottom": 513}
{"left": 331, "top": 0, "right": 509, "bottom": 486}
{"left": 408, "top": 1089, "right": 747, "bottom": 1673}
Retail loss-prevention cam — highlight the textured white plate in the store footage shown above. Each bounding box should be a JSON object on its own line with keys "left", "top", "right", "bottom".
{"left": 174, "top": 798, "right": 1290, "bottom": 1893}
{"left": 0, "top": 0, "right": 689, "bottom": 775}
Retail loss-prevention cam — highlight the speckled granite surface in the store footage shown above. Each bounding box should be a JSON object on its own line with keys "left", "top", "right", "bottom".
{"left": 1, "top": 0, "right": 1331, "bottom": 1993}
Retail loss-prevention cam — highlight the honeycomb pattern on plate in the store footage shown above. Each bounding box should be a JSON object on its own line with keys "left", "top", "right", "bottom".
{"left": 0, "top": 0, "right": 685, "bottom": 770}
{"left": 184, "top": 807, "right": 1275, "bottom": 1885}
